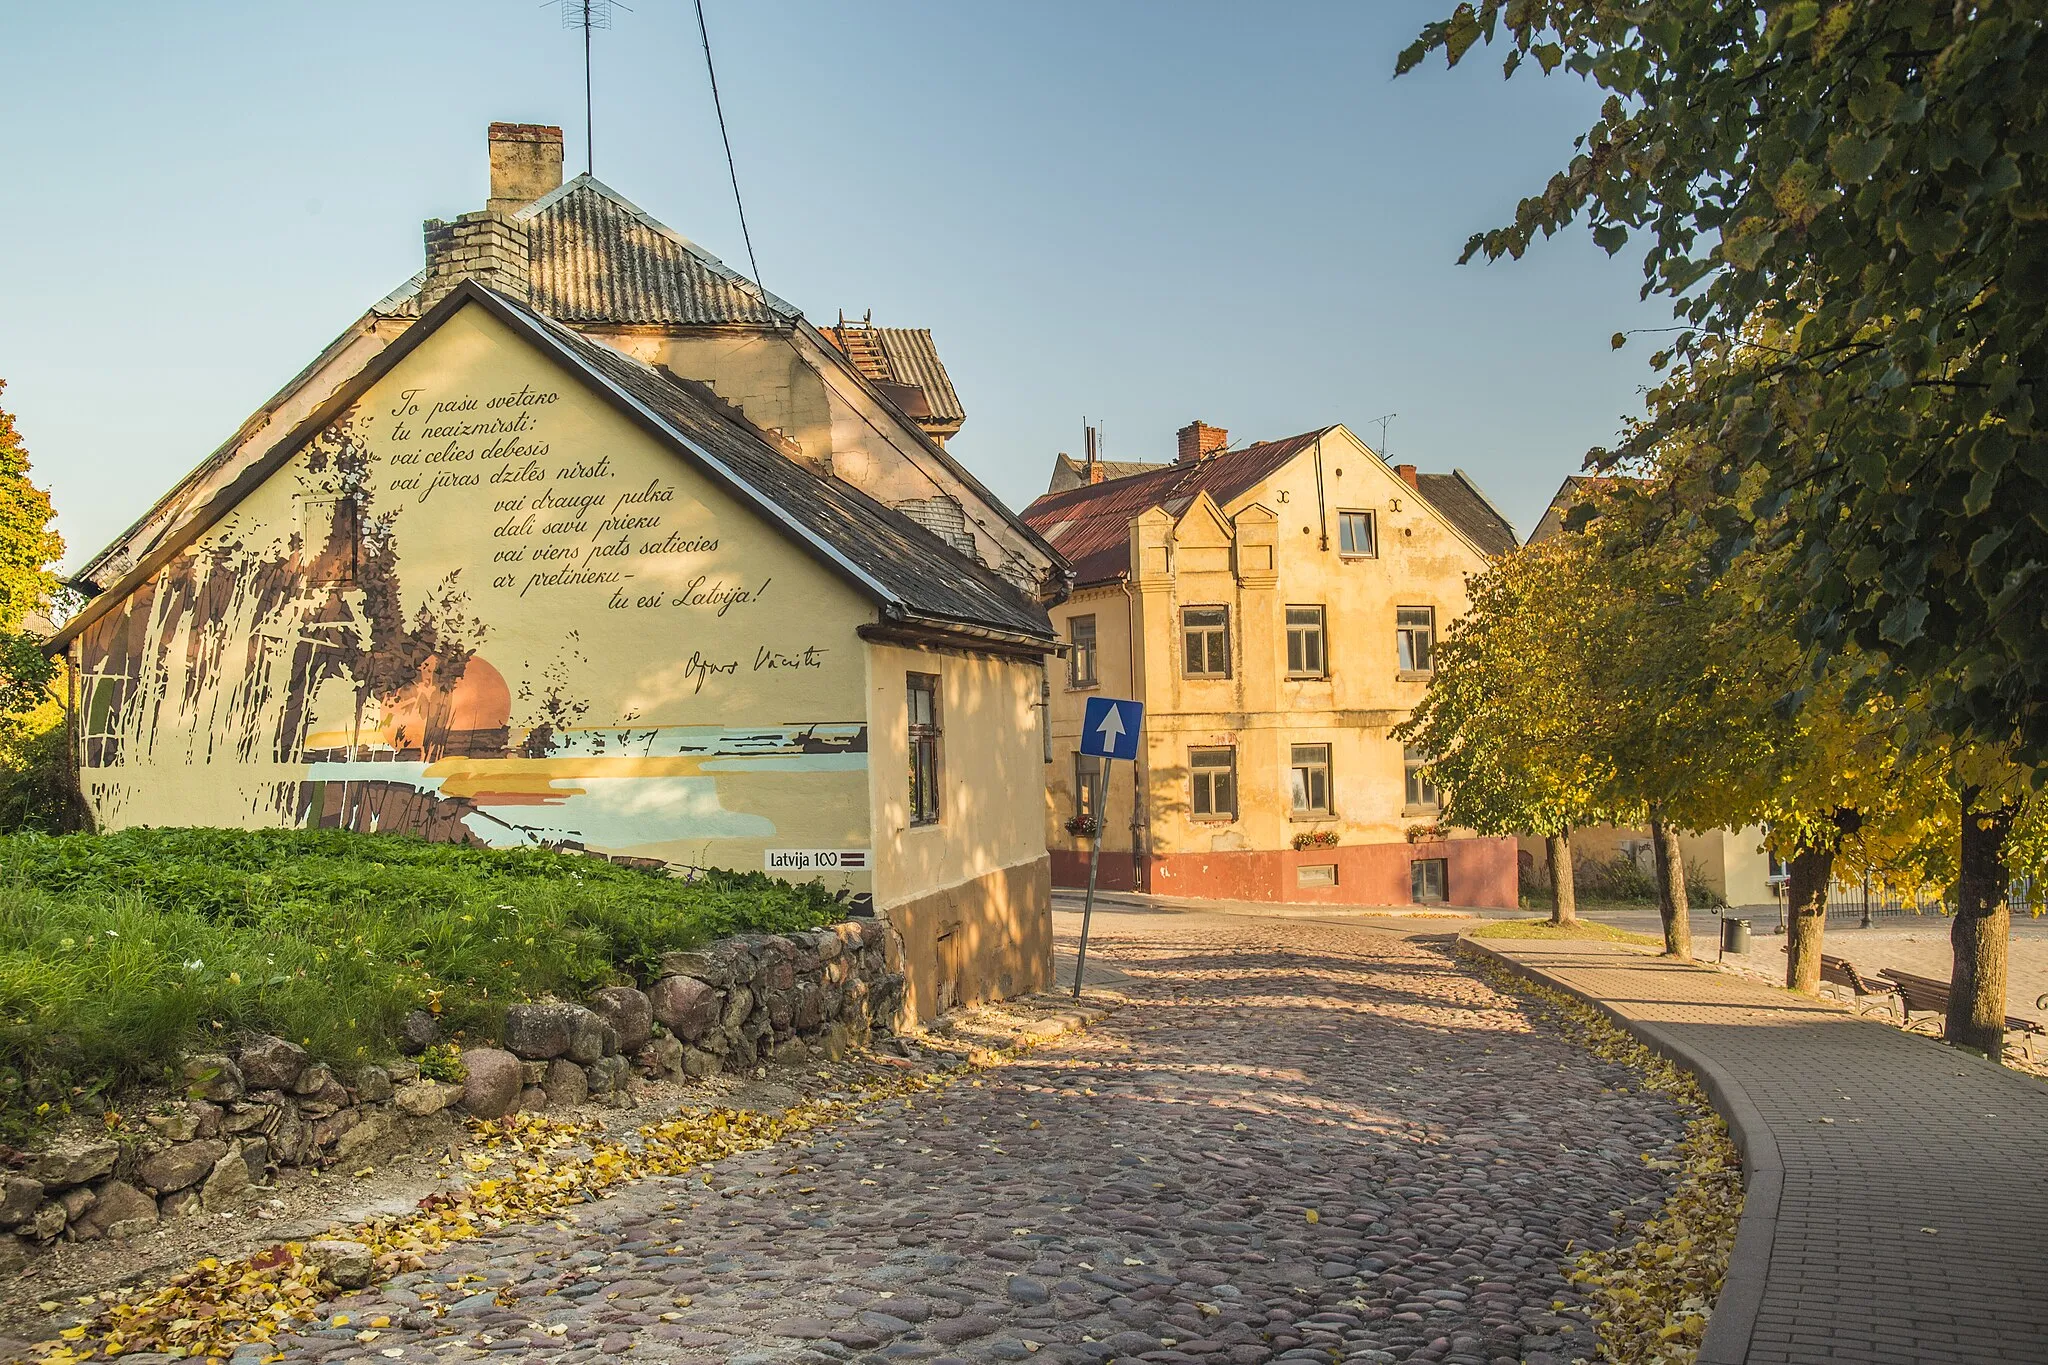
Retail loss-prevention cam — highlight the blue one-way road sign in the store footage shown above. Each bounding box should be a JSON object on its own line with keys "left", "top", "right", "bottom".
{"left": 1080, "top": 696, "right": 1143, "bottom": 761}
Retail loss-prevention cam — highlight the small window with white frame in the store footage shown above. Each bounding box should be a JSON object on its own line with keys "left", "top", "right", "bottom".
{"left": 1285, "top": 605, "right": 1326, "bottom": 678}
{"left": 1190, "top": 746, "right": 1236, "bottom": 820}
{"left": 1067, "top": 614, "right": 1098, "bottom": 688}
{"left": 1337, "top": 510, "right": 1376, "bottom": 558}
{"left": 1289, "top": 743, "right": 1332, "bottom": 816}
{"left": 1397, "top": 605, "right": 1435, "bottom": 673}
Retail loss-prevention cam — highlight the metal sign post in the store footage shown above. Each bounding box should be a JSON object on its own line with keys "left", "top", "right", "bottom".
{"left": 1074, "top": 696, "right": 1142, "bottom": 999}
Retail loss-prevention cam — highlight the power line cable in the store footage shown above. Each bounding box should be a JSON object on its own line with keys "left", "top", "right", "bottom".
{"left": 693, "top": 0, "right": 764, "bottom": 293}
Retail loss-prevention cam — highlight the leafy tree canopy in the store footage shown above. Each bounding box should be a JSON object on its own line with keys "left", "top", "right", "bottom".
{"left": 0, "top": 380, "right": 62, "bottom": 637}
{"left": 1400, "top": 2, "right": 2048, "bottom": 769}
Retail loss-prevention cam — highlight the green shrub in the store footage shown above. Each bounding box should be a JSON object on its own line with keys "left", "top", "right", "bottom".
{"left": 0, "top": 827, "right": 847, "bottom": 1134}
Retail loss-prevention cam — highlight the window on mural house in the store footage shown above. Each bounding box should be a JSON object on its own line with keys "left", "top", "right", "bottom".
{"left": 1397, "top": 605, "right": 1435, "bottom": 673}
{"left": 1411, "top": 858, "right": 1448, "bottom": 904}
{"left": 1338, "top": 510, "right": 1376, "bottom": 558}
{"left": 1182, "top": 606, "right": 1231, "bottom": 679}
{"left": 907, "top": 673, "right": 941, "bottom": 825}
{"left": 1068, "top": 614, "right": 1098, "bottom": 688}
{"left": 1290, "top": 743, "right": 1332, "bottom": 816}
{"left": 1285, "top": 605, "right": 1326, "bottom": 678}
{"left": 298, "top": 493, "right": 361, "bottom": 586}
{"left": 1074, "top": 752, "right": 1102, "bottom": 824}
{"left": 1403, "top": 744, "right": 1439, "bottom": 812}
{"left": 1190, "top": 746, "right": 1237, "bottom": 820}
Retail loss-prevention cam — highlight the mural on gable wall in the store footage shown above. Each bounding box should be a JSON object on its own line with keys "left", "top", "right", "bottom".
{"left": 73, "top": 308, "right": 876, "bottom": 890}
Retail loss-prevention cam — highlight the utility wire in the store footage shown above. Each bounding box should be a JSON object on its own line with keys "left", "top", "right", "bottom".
{"left": 693, "top": 0, "right": 764, "bottom": 293}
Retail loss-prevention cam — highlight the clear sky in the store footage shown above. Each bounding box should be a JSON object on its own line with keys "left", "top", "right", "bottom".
{"left": 0, "top": 1, "right": 1671, "bottom": 574}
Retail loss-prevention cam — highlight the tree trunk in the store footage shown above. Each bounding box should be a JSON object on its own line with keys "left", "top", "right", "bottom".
{"left": 1784, "top": 843, "right": 1833, "bottom": 994}
{"left": 1650, "top": 816, "right": 1692, "bottom": 960}
{"left": 1948, "top": 787, "right": 2016, "bottom": 1061}
{"left": 1547, "top": 831, "right": 1577, "bottom": 926}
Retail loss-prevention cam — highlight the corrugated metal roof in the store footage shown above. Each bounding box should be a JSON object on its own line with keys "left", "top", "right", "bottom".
{"left": 1044, "top": 453, "right": 1168, "bottom": 495}
{"left": 1414, "top": 472, "right": 1519, "bottom": 557}
{"left": 1023, "top": 431, "right": 1331, "bottom": 585}
{"left": 872, "top": 328, "right": 964, "bottom": 427}
{"left": 372, "top": 176, "right": 798, "bottom": 327}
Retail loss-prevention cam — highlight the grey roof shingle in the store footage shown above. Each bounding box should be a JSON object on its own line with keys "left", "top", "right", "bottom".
{"left": 373, "top": 176, "right": 800, "bottom": 326}
{"left": 1413, "top": 472, "right": 1519, "bottom": 557}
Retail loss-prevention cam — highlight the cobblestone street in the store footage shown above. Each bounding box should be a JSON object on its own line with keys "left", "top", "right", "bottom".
{"left": 255, "top": 909, "right": 1690, "bottom": 1365}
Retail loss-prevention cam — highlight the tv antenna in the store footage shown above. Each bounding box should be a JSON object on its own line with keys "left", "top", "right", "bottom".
{"left": 554, "top": 0, "right": 630, "bottom": 174}
{"left": 1370, "top": 412, "right": 1397, "bottom": 459}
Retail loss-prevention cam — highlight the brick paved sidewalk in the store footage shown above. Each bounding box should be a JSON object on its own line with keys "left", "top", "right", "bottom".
{"left": 1466, "top": 938, "right": 2048, "bottom": 1365}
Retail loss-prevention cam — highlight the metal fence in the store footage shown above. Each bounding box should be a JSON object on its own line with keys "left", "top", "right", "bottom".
{"left": 1769, "top": 874, "right": 2039, "bottom": 927}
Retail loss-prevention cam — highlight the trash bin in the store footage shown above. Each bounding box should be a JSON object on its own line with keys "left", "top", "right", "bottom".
{"left": 1721, "top": 916, "right": 1751, "bottom": 954}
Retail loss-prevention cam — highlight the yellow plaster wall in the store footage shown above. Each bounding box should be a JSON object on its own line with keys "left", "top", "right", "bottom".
{"left": 864, "top": 640, "right": 1053, "bottom": 1019}
{"left": 591, "top": 327, "right": 1045, "bottom": 588}
{"left": 1044, "top": 427, "right": 1492, "bottom": 864}
{"left": 75, "top": 303, "right": 879, "bottom": 896}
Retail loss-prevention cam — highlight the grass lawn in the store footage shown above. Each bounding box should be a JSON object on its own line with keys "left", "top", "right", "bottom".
{"left": 0, "top": 827, "right": 848, "bottom": 1133}
{"left": 1467, "top": 917, "right": 1664, "bottom": 946}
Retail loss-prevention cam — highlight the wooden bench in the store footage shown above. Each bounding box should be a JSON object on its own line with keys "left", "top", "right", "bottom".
{"left": 1819, "top": 954, "right": 1898, "bottom": 1016}
{"left": 1880, "top": 968, "right": 2048, "bottom": 1058}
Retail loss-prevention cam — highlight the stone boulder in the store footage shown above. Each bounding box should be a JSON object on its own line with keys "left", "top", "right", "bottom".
{"left": 354, "top": 1065, "right": 394, "bottom": 1103}
{"left": 235, "top": 1036, "right": 309, "bottom": 1091}
{"left": 26, "top": 1137, "right": 118, "bottom": 1188}
{"left": 0, "top": 1175, "right": 42, "bottom": 1228}
{"left": 400, "top": 1009, "right": 442, "bottom": 1053}
{"left": 77, "top": 1181, "right": 157, "bottom": 1241}
{"left": 199, "top": 1142, "right": 255, "bottom": 1209}
{"left": 647, "top": 975, "right": 719, "bottom": 1041}
{"left": 304, "top": 1238, "right": 374, "bottom": 1289}
{"left": 459, "top": 1047, "right": 522, "bottom": 1119}
{"left": 588, "top": 986, "right": 653, "bottom": 1053}
{"left": 658, "top": 939, "right": 755, "bottom": 988}
{"left": 137, "top": 1139, "right": 228, "bottom": 1195}
{"left": 393, "top": 1079, "right": 459, "bottom": 1118}
{"left": 719, "top": 986, "right": 754, "bottom": 1034}
{"left": 636, "top": 1034, "right": 683, "bottom": 1080}
{"left": 181, "top": 1054, "right": 244, "bottom": 1102}
{"left": 540, "top": 1058, "right": 588, "bottom": 1107}
{"left": 501, "top": 1003, "right": 610, "bottom": 1063}
{"left": 333, "top": 1108, "right": 395, "bottom": 1161}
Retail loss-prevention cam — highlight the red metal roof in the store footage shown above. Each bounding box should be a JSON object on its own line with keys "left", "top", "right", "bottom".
{"left": 1022, "top": 430, "right": 1332, "bottom": 585}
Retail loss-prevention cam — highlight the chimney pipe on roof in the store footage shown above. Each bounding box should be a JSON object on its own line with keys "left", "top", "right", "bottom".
{"left": 1395, "top": 463, "right": 1419, "bottom": 490}
{"left": 1177, "top": 421, "right": 1227, "bottom": 464}
{"left": 487, "top": 123, "right": 565, "bottom": 213}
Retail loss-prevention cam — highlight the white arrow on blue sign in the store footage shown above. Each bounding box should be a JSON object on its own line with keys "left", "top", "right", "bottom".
{"left": 1080, "top": 696, "right": 1143, "bottom": 761}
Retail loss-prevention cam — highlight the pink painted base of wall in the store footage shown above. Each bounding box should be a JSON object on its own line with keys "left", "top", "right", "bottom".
{"left": 1051, "top": 837, "right": 1519, "bottom": 910}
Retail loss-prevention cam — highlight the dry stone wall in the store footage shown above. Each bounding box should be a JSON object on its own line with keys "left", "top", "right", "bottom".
{"left": 0, "top": 919, "right": 904, "bottom": 1269}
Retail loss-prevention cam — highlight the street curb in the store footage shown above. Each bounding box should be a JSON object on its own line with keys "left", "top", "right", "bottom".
{"left": 1458, "top": 938, "right": 1775, "bottom": 1365}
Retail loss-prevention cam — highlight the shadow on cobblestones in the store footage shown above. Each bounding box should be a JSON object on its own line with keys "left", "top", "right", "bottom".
{"left": 251, "top": 913, "right": 1689, "bottom": 1365}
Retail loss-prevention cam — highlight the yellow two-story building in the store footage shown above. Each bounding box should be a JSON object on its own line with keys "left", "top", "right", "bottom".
{"left": 1024, "top": 421, "right": 1519, "bottom": 908}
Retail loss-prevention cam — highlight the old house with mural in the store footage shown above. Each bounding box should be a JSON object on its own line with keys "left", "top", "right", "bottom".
{"left": 1023, "top": 422, "right": 1520, "bottom": 908}
{"left": 53, "top": 123, "right": 1067, "bottom": 1021}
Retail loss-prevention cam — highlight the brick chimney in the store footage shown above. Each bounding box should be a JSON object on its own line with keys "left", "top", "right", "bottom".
{"left": 418, "top": 123, "right": 559, "bottom": 311}
{"left": 1177, "top": 420, "right": 1228, "bottom": 464}
{"left": 487, "top": 123, "right": 563, "bottom": 213}
{"left": 1395, "top": 463, "right": 1419, "bottom": 489}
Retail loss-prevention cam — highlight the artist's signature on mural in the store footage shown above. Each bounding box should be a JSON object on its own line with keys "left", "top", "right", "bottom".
{"left": 755, "top": 645, "right": 827, "bottom": 671}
